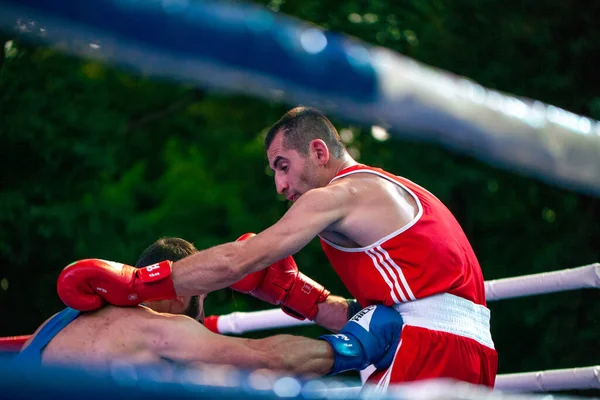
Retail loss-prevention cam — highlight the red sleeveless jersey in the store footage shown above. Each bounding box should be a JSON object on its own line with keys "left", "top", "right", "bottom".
{"left": 319, "top": 164, "right": 486, "bottom": 308}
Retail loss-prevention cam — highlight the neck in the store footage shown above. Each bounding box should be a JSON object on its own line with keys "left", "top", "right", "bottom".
{"left": 326, "top": 156, "right": 358, "bottom": 182}
{"left": 333, "top": 156, "right": 358, "bottom": 176}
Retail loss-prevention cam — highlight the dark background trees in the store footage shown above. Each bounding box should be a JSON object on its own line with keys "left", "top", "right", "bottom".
{"left": 0, "top": 0, "right": 598, "bottom": 393}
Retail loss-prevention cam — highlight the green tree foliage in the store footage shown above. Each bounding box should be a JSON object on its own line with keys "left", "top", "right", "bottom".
{"left": 0, "top": 0, "right": 598, "bottom": 391}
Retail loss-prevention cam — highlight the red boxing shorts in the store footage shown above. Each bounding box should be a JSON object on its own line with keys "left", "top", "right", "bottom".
{"left": 364, "top": 294, "right": 498, "bottom": 393}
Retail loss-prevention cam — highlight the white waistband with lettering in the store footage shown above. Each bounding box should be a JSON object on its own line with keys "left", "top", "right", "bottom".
{"left": 393, "top": 293, "right": 495, "bottom": 349}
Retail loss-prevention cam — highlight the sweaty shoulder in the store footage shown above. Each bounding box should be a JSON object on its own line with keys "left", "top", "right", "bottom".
{"left": 302, "top": 178, "right": 359, "bottom": 208}
{"left": 320, "top": 170, "right": 419, "bottom": 247}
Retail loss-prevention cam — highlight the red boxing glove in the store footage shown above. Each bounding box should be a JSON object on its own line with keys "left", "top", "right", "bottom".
{"left": 230, "top": 233, "right": 330, "bottom": 320}
{"left": 57, "top": 258, "right": 177, "bottom": 311}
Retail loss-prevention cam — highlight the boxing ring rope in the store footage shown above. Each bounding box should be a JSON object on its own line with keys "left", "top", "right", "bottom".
{"left": 206, "top": 263, "right": 600, "bottom": 335}
{"left": 324, "top": 366, "right": 600, "bottom": 396}
{"left": 0, "top": 335, "right": 30, "bottom": 352}
{"left": 1, "top": 0, "right": 600, "bottom": 197}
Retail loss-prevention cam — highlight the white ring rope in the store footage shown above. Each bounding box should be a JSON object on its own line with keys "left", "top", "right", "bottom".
{"left": 495, "top": 366, "right": 600, "bottom": 392}
{"left": 322, "top": 366, "right": 600, "bottom": 396}
{"left": 213, "top": 263, "right": 600, "bottom": 335}
{"left": 324, "top": 367, "right": 600, "bottom": 397}
{"left": 484, "top": 263, "right": 600, "bottom": 301}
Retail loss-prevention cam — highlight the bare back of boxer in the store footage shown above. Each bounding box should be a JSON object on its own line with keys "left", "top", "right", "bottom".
{"left": 31, "top": 306, "right": 169, "bottom": 368}
{"left": 22, "top": 303, "right": 337, "bottom": 376}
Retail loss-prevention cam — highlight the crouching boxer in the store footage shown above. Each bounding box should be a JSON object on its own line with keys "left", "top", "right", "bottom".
{"left": 19, "top": 237, "right": 402, "bottom": 378}
{"left": 57, "top": 233, "right": 355, "bottom": 332}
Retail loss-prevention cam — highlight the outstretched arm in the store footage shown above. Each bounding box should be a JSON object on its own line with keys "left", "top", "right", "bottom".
{"left": 172, "top": 185, "right": 352, "bottom": 296}
{"left": 144, "top": 313, "right": 334, "bottom": 376}
{"left": 56, "top": 185, "right": 354, "bottom": 313}
{"left": 145, "top": 303, "right": 402, "bottom": 377}
{"left": 142, "top": 306, "right": 403, "bottom": 375}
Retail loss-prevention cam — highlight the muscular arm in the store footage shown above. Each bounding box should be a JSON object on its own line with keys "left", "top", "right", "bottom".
{"left": 144, "top": 314, "right": 334, "bottom": 376}
{"left": 172, "top": 184, "right": 352, "bottom": 296}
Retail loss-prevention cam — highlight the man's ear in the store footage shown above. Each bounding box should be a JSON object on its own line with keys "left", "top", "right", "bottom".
{"left": 310, "top": 139, "right": 330, "bottom": 165}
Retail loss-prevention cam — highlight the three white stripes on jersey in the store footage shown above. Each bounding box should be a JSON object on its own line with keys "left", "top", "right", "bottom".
{"left": 366, "top": 246, "right": 416, "bottom": 303}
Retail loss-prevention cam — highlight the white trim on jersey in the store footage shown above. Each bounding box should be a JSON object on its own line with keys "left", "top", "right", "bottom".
{"left": 376, "top": 246, "right": 416, "bottom": 301}
{"left": 394, "top": 293, "right": 495, "bottom": 349}
{"left": 319, "top": 168, "right": 424, "bottom": 253}
{"left": 366, "top": 248, "right": 406, "bottom": 303}
{"left": 366, "top": 251, "right": 406, "bottom": 303}
{"left": 366, "top": 246, "right": 416, "bottom": 303}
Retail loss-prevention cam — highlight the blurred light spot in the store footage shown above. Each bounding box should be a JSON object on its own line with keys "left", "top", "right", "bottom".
{"left": 273, "top": 376, "right": 302, "bottom": 397}
{"left": 346, "top": 45, "right": 371, "bottom": 67}
{"left": 4, "top": 41, "right": 18, "bottom": 58}
{"left": 363, "top": 13, "right": 378, "bottom": 23}
{"left": 547, "top": 105, "right": 589, "bottom": 134}
{"left": 542, "top": 207, "right": 556, "bottom": 223}
{"left": 248, "top": 369, "right": 275, "bottom": 391}
{"left": 89, "top": 43, "right": 101, "bottom": 49}
{"left": 269, "top": 89, "right": 285, "bottom": 100}
{"left": 464, "top": 82, "right": 486, "bottom": 105}
{"left": 388, "top": 27, "right": 402, "bottom": 41}
{"left": 300, "top": 28, "right": 327, "bottom": 54}
{"left": 523, "top": 101, "right": 547, "bottom": 129}
{"left": 487, "top": 180, "right": 498, "bottom": 193}
{"left": 340, "top": 128, "right": 354, "bottom": 144}
{"left": 1, "top": 278, "right": 8, "bottom": 291}
{"left": 301, "top": 379, "right": 328, "bottom": 398}
{"left": 348, "top": 147, "right": 361, "bottom": 159}
{"left": 267, "top": 0, "right": 284, "bottom": 12}
{"left": 404, "top": 30, "right": 419, "bottom": 46}
{"left": 348, "top": 13, "right": 362, "bottom": 23}
{"left": 200, "top": 365, "right": 240, "bottom": 387}
{"left": 578, "top": 117, "right": 592, "bottom": 135}
{"left": 505, "top": 97, "right": 529, "bottom": 119}
{"left": 371, "top": 126, "right": 389, "bottom": 141}
{"left": 110, "top": 360, "right": 138, "bottom": 386}
{"left": 162, "top": 0, "right": 189, "bottom": 13}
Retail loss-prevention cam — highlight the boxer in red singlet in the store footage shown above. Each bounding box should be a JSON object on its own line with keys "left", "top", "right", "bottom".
{"left": 59, "top": 107, "right": 497, "bottom": 392}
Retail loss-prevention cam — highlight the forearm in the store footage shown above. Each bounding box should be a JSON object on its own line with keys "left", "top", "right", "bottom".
{"left": 313, "top": 295, "right": 350, "bottom": 333}
{"left": 251, "top": 335, "right": 334, "bottom": 377}
{"left": 171, "top": 241, "right": 266, "bottom": 296}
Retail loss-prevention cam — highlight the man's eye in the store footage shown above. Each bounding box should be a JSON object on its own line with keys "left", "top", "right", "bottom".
{"left": 282, "top": 166, "right": 289, "bottom": 172}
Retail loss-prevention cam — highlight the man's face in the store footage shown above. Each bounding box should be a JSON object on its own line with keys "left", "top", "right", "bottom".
{"left": 145, "top": 294, "right": 205, "bottom": 323}
{"left": 267, "top": 133, "right": 321, "bottom": 202}
{"left": 183, "top": 294, "right": 205, "bottom": 323}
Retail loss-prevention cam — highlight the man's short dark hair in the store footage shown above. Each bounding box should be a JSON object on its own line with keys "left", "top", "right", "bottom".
{"left": 265, "top": 107, "right": 346, "bottom": 158}
{"left": 135, "top": 237, "right": 197, "bottom": 267}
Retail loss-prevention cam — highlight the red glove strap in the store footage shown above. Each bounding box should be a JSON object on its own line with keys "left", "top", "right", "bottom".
{"left": 134, "top": 260, "right": 177, "bottom": 303}
{"left": 281, "top": 272, "right": 330, "bottom": 320}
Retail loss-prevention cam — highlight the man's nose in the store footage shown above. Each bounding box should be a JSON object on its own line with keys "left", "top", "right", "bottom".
{"left": 275, "top": 174, "right": 288, "bottom": 195}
